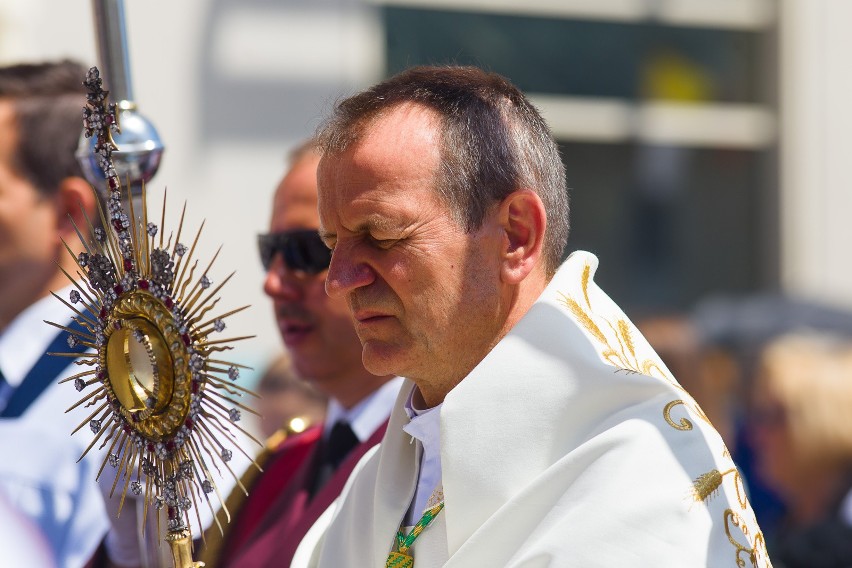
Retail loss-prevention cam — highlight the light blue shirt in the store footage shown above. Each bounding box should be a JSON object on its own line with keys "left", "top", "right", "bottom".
{"left": 402, "top": 388, "right": 443, "bottom": 524}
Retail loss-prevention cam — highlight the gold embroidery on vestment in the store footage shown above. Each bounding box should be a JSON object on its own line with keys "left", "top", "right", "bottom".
{"left": 556, "top": 261, "right": 773, "bottom": 567}
{"left": 724, "top": 509, "right": 770, "bottom": 567}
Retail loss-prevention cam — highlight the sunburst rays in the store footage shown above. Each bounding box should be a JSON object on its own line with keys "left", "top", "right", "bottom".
{"left": 47, "top": 66, "right": 259, "bottom": 542}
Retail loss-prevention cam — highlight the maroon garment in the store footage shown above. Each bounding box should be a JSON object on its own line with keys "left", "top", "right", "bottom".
{"left": 218, "top": 427, "right": 322, "bottom": 565}
{"left": 222, "top": 421, "right": 389, "bottom": 567}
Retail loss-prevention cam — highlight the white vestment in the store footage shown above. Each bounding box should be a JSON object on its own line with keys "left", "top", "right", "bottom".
{"left": 299, "top": 251, "right": 771, "bottom": 567}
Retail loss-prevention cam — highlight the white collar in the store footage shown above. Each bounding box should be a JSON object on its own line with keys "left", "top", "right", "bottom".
{"left": 0, "top": 286, "right": 76, "bottom": 388}
{"left": 323, "top": 376, "right": 404, "bottom": 442}
{"left": 402, "top": 386, "right": 443, "bottom": 520}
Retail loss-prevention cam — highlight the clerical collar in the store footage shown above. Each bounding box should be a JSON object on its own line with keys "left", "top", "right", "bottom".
{"left": 402, "top": 386, "right": 443, "bottom": 524}
{"left": 323, "top": 376, "right": 404, "bottom": 442}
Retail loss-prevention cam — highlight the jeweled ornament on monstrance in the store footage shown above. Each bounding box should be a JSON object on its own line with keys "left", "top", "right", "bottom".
{"left": 48, "top": 67, "right": 259, "bottom": 567}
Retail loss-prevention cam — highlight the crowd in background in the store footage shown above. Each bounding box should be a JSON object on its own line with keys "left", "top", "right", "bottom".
{"left": 638, "top": 293, "right": 852, "bottom": 567}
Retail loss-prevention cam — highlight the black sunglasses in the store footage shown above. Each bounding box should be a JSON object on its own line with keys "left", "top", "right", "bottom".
{"left": 257, "top": 230, "right": 332, "bottom": 274}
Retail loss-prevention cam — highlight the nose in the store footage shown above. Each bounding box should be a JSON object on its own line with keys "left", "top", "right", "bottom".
{"left": 262, "top": 254, "right": 303, "bottom": 301}
{"left": 324, "top": 241, "right": 375, "bottom": 298}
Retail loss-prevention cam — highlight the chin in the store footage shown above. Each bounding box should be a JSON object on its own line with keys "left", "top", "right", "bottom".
{"left": 362, "top": 341, "right": 408, "bottom": 378}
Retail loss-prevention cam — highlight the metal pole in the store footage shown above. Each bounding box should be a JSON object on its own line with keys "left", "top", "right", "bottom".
{"left": 78, "top": 0, "right": 165, "bottom": 201}
{"left": 91, "top": 0, "right": 133, "bottom": 104}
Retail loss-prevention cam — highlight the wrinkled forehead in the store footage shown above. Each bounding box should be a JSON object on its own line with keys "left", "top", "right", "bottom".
{"left": 317, "top": 102, "right": 441, "bottom": 194}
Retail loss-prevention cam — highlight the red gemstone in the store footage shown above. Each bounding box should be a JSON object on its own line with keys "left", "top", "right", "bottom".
{"left": 123, "top": 424, "right": 131, "bottom": 434}
{"left": 191, "top": 381, "right": 200, "bottom": 394}
{"left": 108, "top": 177, "right": 119, "bottom": 189}
{"left": 114, "top": 284, "right": 124, "bottom": 295}
{"left": 166, "top": 441, "right": 175, "bottom": 453}
{"left": 106, "top": 114, "right": 114, "bottom": 125}
{"left": 124, "top": 259, "right": 133, "bottom": 271}
{"left": 99, "top": 307, "right": 108, "bottom": 320}
{"left": 147, "top": 443, "right": 154, "bottom": 453}
{"left": 138, "top": 279, "right": 149, "bottom": 290}
{"left": 164, "top": 297, "right": 173, "bottom": 309}
{"left": 181, "top": 333, "right": 190, "bottom": 346}
{"left": 112, "top": 219, "right": 123, "bottom": 232}
{"left": 185, "top": 418, "right": 194, "bottom": 430}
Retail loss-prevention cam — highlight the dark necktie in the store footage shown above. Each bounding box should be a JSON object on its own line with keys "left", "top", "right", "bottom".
{"left": 308, "top": 420, "right": 361, "bottom": 499}
{"left": 0, "top": 367, "right": 13, "bottom": 414}
{"left": 325, "top": 420, "right": 360, "bottom": 469}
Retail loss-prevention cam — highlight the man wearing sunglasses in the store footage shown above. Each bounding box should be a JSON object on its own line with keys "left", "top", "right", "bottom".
{"left": 202, "top": 141, "right": 401, "bottom": 568}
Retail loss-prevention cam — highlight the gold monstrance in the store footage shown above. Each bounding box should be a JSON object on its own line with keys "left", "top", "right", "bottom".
{"left": 49, "top": 67, "right": 259, "bottom": 567}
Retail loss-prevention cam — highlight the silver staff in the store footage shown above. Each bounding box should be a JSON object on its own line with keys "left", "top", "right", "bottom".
{"left": 77, "top": 0, "right": 165, "bottom": 200}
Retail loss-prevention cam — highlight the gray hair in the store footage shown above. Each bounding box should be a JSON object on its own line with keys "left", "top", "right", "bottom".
{"left": 317, "top": 65, "right": 569, "bottom": 277}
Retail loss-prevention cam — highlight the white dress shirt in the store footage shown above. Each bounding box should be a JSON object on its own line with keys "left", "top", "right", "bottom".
{"left": 0, "top": 288, "right": 109, "bottom": 568}
{"left": 323, "top": 377, "right": 404, "bottom": 443}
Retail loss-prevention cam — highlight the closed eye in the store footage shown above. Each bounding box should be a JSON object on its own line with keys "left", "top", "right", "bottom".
{"left": 368, "top": 235, "right": 400, "bottom": 250}
{"left": 318, "top": 232, "right": 336, "bottom": 251}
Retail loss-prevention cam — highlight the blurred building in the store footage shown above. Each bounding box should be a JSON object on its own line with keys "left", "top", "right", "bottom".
{"left": 0, "top": 0, "right": 849, "bottom": 365}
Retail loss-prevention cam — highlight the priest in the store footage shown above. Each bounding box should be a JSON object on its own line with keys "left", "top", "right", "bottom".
{"left": 294, "top": 65, "right": 771, "bottom": 567}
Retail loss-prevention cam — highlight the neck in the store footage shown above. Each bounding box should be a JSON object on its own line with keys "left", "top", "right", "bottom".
{"left": 0, "top": 239, "right": 83, "bottom": 331}
{"left": 332, "top": 372, "right": 395, "bottom": 410}
{"left": 0, "top": 266, "right": 65, "bottom": 332}
{"left": 415, "top": 275, "right": 548, "bottom": 408}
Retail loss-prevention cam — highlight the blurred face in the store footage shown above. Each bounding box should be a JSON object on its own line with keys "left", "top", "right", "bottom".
{"left": 262, "top": 154, "right": 367, "bottom": 392}
{"left": 0, "top": 101, "right": 59, "bottom": 296}
{"left": 317, "top": 104, "right": 507, "bottom": 401}
{"left": 748, "top": 375, "right": 795, "bottom": 495}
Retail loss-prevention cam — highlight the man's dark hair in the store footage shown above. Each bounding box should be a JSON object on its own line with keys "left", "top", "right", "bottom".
{"left": 0, "top": 59, "right": 88, "bottom": 196}
{"left": 317, "top": 65, "right": 569, "bottom": 277}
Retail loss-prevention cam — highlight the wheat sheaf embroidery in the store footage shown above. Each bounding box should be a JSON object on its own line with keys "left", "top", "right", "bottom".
{"left": 557, "top": 263, "right": 712, "bottom": 431}
{"left": 556, "top": 263, "right": 675, "bottom": 380}
{"left": 557, "top": 261, "right": 772, "bottom": 567}
{"left": 557, "top": 266, "right": 659, "bottom": 376}
{"left": 691, "top": 467, "right": 748, "bottom": 509}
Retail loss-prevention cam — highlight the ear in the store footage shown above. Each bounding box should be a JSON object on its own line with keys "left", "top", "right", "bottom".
{"left": 497, "top": 189, "right": 547, "bottom": 285}
{"left": 55, "top": 176, "right": 97, "bottom": 243}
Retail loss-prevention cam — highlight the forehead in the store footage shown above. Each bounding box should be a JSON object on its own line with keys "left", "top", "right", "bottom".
{"left": 317, "top": 104, "right": 442, "bottom": 216}
{"left": 270, "top": 153, "right": 321, "bottom": 231}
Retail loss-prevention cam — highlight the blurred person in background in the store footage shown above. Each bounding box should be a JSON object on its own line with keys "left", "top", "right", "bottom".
{"left": 197, "top": 352, "right": 326, "bottom": 568}
{"left": 750, "top": 331, "right": 852, "bottom": 567}
{"left": 694, "top": 293, "right": 852, "bottom": 538}
{"left": 198, "top": 140, "right": 402, "bottom": 567}
{"left": 0, "top": 59, "right": 109, "bottom": 568}
{"left": 255, "top": 351, "right": 327, "bottom": 440}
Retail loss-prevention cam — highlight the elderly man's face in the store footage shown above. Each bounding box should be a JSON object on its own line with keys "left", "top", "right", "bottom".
{"left": 318, "top": 103, "right": 508, "bottom": 396}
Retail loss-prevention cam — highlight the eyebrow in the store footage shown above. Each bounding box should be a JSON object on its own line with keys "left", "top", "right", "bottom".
{"left": 320, "top": 215, "right": 401, "bottom": 243}
{"left": 359, "top": 215, "right": 399, "bottom": 234}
